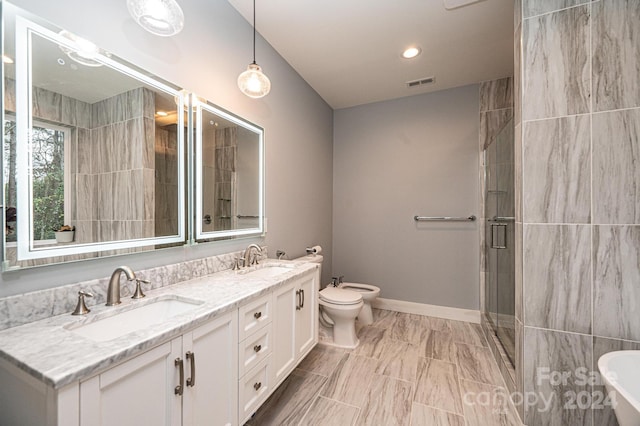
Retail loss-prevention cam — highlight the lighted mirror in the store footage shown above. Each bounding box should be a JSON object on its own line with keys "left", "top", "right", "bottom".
{"left": 194, "top": 98, "right": 264, "bottom": 241}
{"left": 2, "top": 4, "right": 186, "bottom": 269}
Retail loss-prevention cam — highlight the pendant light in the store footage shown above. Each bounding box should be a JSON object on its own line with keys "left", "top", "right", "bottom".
{"left": 237, "top": 0, "right": 271, "bottom": 98}
{"left": 127, "top": 0, "right": 184, "bottom": 37}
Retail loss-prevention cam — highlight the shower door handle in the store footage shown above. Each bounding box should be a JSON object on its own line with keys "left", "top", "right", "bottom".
{"left": 490, "top": 223, "right": 507, "bottom": 249}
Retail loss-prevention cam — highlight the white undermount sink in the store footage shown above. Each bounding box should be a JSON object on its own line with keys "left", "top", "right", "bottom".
{"left": 66, "top": 296, "right": 204, "bottom": 342}
{"left": 598, "top": 350, "right": 640, "bottom": 426}
{"left": 241, "top": 265, "right": 295, "bottom": 278}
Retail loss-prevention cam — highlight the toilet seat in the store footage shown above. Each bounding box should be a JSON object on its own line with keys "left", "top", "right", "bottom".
{"left": 339, "top": 283, "right": 379, "bottom": 292}
{"left": 319, "top": 287, "right": 362, "bottom": 305}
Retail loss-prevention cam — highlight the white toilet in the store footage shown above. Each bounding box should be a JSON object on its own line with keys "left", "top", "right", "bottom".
{"left": 338, "top": 283, "right": 380, "bottom": 326}
{"left": 294, "top": 254, "right": 364, "bottom": 349}
{"left": 318, "top": 287, "right": 363, "bottom": 348}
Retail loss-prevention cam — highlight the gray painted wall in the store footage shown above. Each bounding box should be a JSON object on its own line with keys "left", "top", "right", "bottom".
{"left": 0, "top": 0, "right": 334, "bottom": 297}
{"left": 332, "top": 85, "right": 480, "bottom": 310}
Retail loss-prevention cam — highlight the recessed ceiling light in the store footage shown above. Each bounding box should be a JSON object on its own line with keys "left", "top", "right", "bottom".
{"left": 156, "top": 111, "right": 169, "bottom": 117}
{"left": 2, "top": 55, "right": 14, "bottom": 64}
{"left": 402, "top": 47, "right": 422, "bottom": 59}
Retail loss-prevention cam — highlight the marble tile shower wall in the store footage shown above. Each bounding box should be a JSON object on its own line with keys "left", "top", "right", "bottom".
{"left": 76, "top": 87, "right": 156, "bottom": 245}
{"left": 515, "top": 1, "right": 640, "bottom": 425}
{"left": 214, "top": 127, "right": 237, "bottom": 231}
{"left": 155, "top": 125, "right": 179, "bottom": 237}
{"left": 0, "top": 248, "right": 265, "bottom": 331}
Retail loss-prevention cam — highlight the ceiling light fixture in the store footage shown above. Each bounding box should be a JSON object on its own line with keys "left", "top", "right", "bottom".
{"left": 156, "top": 111, "right": 169, "bottom": 117}
{"left": 58, "top": 30, "right": 103, "bottom": 67}
{"left": 237, "top": 0, "right": 271, "bottom": 99}
{"left": 127, "top": 0, "right": 184, "bottom": 37}
{"left": 402, "top": 46, "right": 422, "bottom": 59}
{"left": 2, "top": 55, "right": 14, "bottom": 64}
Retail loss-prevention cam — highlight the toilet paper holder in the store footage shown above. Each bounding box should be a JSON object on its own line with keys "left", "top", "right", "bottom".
{"left": 305, "top": 245, "right": 322, "bottom": 255}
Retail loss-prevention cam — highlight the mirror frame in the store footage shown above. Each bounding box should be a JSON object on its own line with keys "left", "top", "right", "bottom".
{"left": 194, "top": 97, "right": 264, "bottom": 241}
{"left": 12, "top": 15, "right": 187, "bottom": 262}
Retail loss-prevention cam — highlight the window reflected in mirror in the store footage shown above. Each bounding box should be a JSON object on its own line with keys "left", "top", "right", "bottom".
{"left": 2, "top": 5, "right": 186, "bottom": 269}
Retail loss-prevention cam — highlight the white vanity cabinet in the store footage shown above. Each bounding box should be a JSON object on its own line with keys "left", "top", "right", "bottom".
{"left": 80, "top": 311, "right": 238, "bottom": 426}
{"left": 0, "top": 266, "right": 320, "bottom": 426}
{"left": 272, "top": 271, "right": 318, "bottom": 388}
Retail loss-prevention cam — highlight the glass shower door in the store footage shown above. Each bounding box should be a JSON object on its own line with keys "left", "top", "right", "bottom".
{"left": 485, "top": 118, "right": 515, "bottom": 366}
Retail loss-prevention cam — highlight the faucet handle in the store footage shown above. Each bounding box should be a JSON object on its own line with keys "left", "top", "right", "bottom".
{"left": 232, "top": 257, "right": 241, "bottom": 271}
{"left": 331, "top": 277, "right": 339, "bottom": 287}
{"left": 132, "top": 279, "right": 149, "bottom": 300}
{"left": 72, "top": 291, "right": 93, "bottom": 315}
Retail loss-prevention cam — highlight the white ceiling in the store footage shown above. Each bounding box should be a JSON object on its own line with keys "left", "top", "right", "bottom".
{"left": 227, "top": 0, "right": 514, "bottom": 109}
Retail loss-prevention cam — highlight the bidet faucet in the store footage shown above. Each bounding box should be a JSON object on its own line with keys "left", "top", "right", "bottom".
{"left": 106, "top": 266, "right": 137, "bottom": 306}
{"left": 330, "top": 275, "right": 344, "bottom": 287}
{"left": 243, "top": 244, "right": 262, "bottom": 267}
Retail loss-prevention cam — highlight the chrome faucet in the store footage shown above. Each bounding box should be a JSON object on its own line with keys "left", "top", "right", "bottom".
{"left": 243, "top": 244, "right": 262, "bottom": 267}
{"left": 106, "top": 266, "right": 137, "bottom": 306}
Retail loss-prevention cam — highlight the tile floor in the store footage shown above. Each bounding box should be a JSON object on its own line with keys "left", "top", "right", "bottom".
{"left": 246, "top": 309, "right": 522, "bottom": 426}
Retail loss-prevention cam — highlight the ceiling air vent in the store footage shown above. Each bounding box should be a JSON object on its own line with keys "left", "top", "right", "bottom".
{"left": 406, "top": 76, "right": 435, "bottom": 88}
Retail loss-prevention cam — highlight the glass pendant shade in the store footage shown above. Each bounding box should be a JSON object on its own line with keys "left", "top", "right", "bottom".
{"left": 238, "top": 63, "right": 271, "bottom": 98}
{"left": 127, "top": 0, "right": 184, "bottom": 37}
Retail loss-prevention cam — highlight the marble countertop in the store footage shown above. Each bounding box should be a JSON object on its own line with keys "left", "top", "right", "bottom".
{"left": 0, "top": 260, "right": 318, "bottom": 389}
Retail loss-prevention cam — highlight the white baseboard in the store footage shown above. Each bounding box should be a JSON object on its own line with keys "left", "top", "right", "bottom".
{"left": 372, "top": 297, "right": 481, "bottom": 324}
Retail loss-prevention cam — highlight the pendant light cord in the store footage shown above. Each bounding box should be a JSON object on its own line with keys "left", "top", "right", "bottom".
{"left": 252, "top": 0, "right": 257, "bottom": 65}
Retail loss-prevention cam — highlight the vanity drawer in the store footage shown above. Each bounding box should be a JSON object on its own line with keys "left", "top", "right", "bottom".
{"left": 239, "top": 323, "right": 272, "bottom": 377}
{"left": 239, "top": 293, "right": 272, "bottom": 341}
{"left": 239, "top": 354, "right": 272, "bottom": 423}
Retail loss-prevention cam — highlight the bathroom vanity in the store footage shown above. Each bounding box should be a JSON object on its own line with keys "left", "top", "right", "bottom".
{"left": 0, "top": 260, "right": 318, "bottom": 426}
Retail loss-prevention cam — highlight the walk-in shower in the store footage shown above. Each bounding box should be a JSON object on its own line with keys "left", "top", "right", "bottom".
{"left": 484, "top": 118, "right": 515, "bottom": 370}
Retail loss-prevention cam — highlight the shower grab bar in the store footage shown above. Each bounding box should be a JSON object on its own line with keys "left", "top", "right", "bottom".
{"left": 414, "top": 215, "right": 476, "bottom": 222}
{"left": 237, "top": 215, "right": 260, "bottom": 219}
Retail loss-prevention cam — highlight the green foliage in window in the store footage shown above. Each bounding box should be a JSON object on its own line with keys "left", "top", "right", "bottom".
{"left": 4, "top": 120, "right": 65, "bottom": 241}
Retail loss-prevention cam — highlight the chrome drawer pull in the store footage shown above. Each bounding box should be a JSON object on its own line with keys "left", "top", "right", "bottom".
{"left": 254, "top": 344, "right": 262, "bottom": 353}
{"left": 253, "top": 382, "right": 262, "bottom": 391}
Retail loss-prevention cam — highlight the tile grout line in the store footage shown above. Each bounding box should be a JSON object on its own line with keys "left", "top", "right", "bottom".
{"left": 411, "top": 400, "right": 467, "bottom": 419}
{"left": 524, "top": 2, "right": 594, "bottom": 22}
{"left": 589, "top": 3, "right": 595, "bottom": 426}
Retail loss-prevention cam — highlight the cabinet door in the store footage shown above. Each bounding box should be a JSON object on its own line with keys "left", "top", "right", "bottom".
{"left": 295, "top": 271, "right": 318, "bottom": 359}
{"left": 271, "top": 281, "right": 296, "bottom": 386}
{"left": 183, "top": 311, "right": 238, "bottom": 426}
{"left": 80, "top": 338, "right": 182, "bottom": 426}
